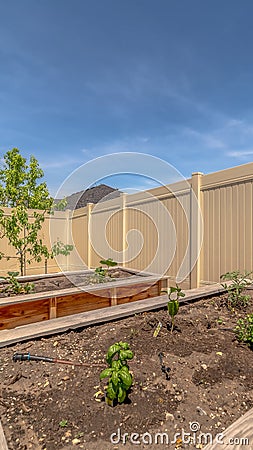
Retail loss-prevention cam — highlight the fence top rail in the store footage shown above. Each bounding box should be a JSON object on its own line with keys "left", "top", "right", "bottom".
{"left": 201, "top": 161, "right": 253, "bottom": 191}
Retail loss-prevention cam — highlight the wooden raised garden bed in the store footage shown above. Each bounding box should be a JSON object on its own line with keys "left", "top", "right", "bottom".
{"left": 0, "top": 284, "right": 252, "bottom": 450}
{"left": 0, "top": 267, "right": 168, "bottom": 330}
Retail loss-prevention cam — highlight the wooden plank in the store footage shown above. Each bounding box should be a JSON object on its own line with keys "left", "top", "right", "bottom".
{"left": 203, "top": 408, "right": 253, "bottom": 449}
{"left": 57, "top": 292, "right": 110, "bottom": 318}
{"left": 49, "top": 298, "right": 57, "bottom": 319}
{"left": 0, "top": 419, "right": 8, "bottom": 450}
{"left": 110, "top": 287, "right": 117, "bottom": 306}
{"left": 157, "top": 278, "right": 167, "bottom": 293}
{"left": 112, "top": 281, "right": 154, "bottom": 298}
{"left": 0, "top": 299, "right": 49, "bottom": 330}
{"left": 0, "top": 283, "right": 226, "bottom": 347}
{"left": 8, "top": 266, "right": 154, "bottom": 282}
{"left": 0, "top": 273, "right": 166, "bottom": 307}
{"left": 117, "top": 284, "right": 159, "bottom": 305}
{"left": 0, "top": 276, "right": 168, "bottom": 330}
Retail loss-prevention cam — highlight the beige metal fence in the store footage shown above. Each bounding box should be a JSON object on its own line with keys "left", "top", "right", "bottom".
{"left": 1, "top": 162, "right": 253, "bottom": 289}
{"left": 0, "top": 208, "right": 69, "bottom": 276}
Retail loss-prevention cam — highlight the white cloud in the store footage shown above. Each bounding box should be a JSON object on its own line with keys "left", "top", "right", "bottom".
{"left": 182, "top": 127, "right": 226, "bottom": 149}
{"left": 41, "top": 156, "right": 85, "bottom": 170}
{"left": 226, "top": 150, "right": 253, "bottom": 157}
{"left": 120, "top": 178, "right": 161, "bottom": 193}
{"left": 81, "top": 148, "right": 91, "bottom": 154}
{"left": 226, "top": 119, "right": 245, "bottom": 128}
{"left": 86, "top": 137, "right": 150, "bottom": 156}
{"left": 139, "top": 137, "right": 150, "bottom": 143}
{"left": 225, "top": 119, "right": 253, "bottom": 134}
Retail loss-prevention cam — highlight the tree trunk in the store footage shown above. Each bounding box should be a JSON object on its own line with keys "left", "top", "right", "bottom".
{"left": 20, "top": 254, "right": 24, "bottom": 276}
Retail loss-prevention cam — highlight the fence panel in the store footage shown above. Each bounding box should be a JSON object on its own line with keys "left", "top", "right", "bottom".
{"left": 1, "top": 162, "right": 253, "bottom": 288}
{"left": 200, "top": 163, "right": 253, "bottom": 285}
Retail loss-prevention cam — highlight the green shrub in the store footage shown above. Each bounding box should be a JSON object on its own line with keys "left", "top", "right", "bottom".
{"left": 0, "top": 271, "right": 34, "bottom": 296}
{"left": 220, "top": 270, "right": 252, "bottom": 308}
{"left": 234, "top": 314, "right": 253, "bottom": 348}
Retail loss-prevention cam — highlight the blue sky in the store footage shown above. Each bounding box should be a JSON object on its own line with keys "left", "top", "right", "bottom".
{"left": 1, "top": 0, "right": 253, "bottom": 196}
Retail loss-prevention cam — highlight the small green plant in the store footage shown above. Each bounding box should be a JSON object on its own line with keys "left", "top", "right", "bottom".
{"left": 220, "top": 270, "right": 252, "bottom": 308}
{"left": 52, "top": 239, "right": 74, "bottom": 257}
{"left": 95, "top": 266, "right": 107, "bottom": 277}
{"left": 100, "top": 341, "right": 134, "bottom": 406}
{"left": 234, "top": 314, "right": 253, "bottom": 348}
{"left": 23, "top": 282, "right": 35, "bottom": 294}
{"left": 75, "top": 431, "right": 84, "bottom": 438}
{"left": 161, "top": 285, "right": 185, "bottom": 333}
{"left": 216, "top": 317, "right": 224, "bottom": 325}
{"left": 94, "top": 258, "right": 118, "bottom": 281}
{"left": 100, "top": 258, "right": 117, "bottom": 270}
{"left": 59, "top": 420, "right": 68, "bottom": 428}
{"left": 0, "top": 271, "right": 34, "bottom": 296}
{"left": 1, "top": 271, "right": 23, "bottom": 295}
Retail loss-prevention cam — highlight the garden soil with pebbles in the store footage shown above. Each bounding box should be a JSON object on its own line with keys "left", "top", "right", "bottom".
{"left": 0, "top": 268, "right": 133, "bottom": 298}
{"left": 0, "top": 292, "right": 252, "bottom": 450}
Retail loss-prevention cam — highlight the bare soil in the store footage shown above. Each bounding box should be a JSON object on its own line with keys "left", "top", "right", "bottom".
{"left": 0, "top": 291, "right": 252, "bottom": 450}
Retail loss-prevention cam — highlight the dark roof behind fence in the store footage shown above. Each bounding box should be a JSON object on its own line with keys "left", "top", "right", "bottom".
{"left": 57, "top": 184, "right": 121, "bottom": 210}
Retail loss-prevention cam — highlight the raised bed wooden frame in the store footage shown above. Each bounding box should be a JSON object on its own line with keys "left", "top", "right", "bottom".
{"left": 0, "top": 282, "right": 252, "bottom": 450}
{"left": 0, "top": 267, "right": 168, "bottom": 331}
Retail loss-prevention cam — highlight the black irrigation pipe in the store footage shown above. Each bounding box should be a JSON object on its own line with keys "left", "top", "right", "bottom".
{"left": 13, "top": 352, "right": 103, "bottom": 367}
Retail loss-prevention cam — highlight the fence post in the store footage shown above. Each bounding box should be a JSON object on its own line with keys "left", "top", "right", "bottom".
{"left": 65, "top": 208, "right": 71, "bottom": 272}
{"left": 87, "top": 203, "right": 94, "bottom": 269}
{"left": 190, "top": 172, "right": 203, "bottom": 289}
{"left": 121, "top": 193, "right": 127, "bottom": 267}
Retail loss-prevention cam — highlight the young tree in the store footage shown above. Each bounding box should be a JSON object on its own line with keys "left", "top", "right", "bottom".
{"left": 0, "top": 148, "right": 54, "bottom": 275}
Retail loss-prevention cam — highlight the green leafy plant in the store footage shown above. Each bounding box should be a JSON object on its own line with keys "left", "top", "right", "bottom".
{"left": 100, "top": 258, "right": 117, "bottom": 270}
{"left": 234, "top": 314, "right": 253, "bottom": 348}
{"left": 23, "top": 282, "right": 35, "bottom": 294}
{"left": 51, "top": 198, "right": 68, "bottom": 212}
{"left": 161, "top": 285, "right": 185, "bottom": 333}
{"left": 94, "top": 258, "right": 118, "bottom": 281}
{"left": 0, "top": 149, "right": 73, "bottom": 276}
{"left": 220, "top": 270, "right": 252, "bottom": 308}
{"left": 95, "top": 266, "right": 107, "bottom": 277}
{"left": 51, "top": 239, "right": 74, "bottom": 257}
{"left": 0, "top": 271, "right": 34, "bottom": 296}
{"left": 0, "top": 148, "right": 53, "bottom": 275}
{"left": 100, "top": 341, "right": 134, "bottom": 406}
{"left": 216, "top": 317, "right": 224, "bottom": 325}
{"left": 59, "top": 420, "right": 68, "bottom": 428}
